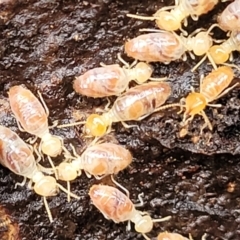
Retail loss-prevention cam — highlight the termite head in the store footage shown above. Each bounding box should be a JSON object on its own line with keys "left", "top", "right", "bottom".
{"left": 185, "top": 92, "right": 207, "bottom": 116}
{"left": 154, "top": 10, "right": 181, "bottom": 31}
{"left": 33, "top": 172, "right": 59, "bottom": 197}
{"left": 192, "top": 32, "right": 213, "bottom": 56}
{"left": 209, "top": 45, "right": 229, "bottom": 64}
{"left": 85, "top": 113, "right": 111, "bottom": 137}
{"left": 57, "top": 162, "right": 79, "bottom": 181}
{"left": 133, "top": 62, "right": 153, "bottom": 84}
{"left": 41, "top": 133, "right": 62, "bottom": 157}
{"left": 134, "top": 214, "right": 153, "bottom": 234}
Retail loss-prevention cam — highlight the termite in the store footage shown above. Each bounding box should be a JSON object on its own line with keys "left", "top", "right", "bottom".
{"left": 84, "top": 81, "right": 172, "bottom": 137}
{"left": 57, "top": 142, "right": 132, "bottom": 201}
{"left": 159, "top": 66, "right": 238, "bottom": 132}
{"left": 124, "top": 29, "right": 213, "bottom": 65}
{"left": 8, "top": 85, "right": 64, "bottom": 158}
{"left": 208, "top": 31, "right": 240, "bottom": 65}
{"left": 127, "top": 0, "right": 218, "bottom": 32}
{"left": 154, "top": 232, "right": 207, "bottom": 240}
{"left": 218, "top": 0, "right": 240, "bottom": 32}
{"left": 73, "top": 54, "right": 166, "bottom": 98}
{"left": 89, "top": 184, "right": 171, "bottom": 239}
{"left": 0, "top": 125, "right": 79, "bottom": 222}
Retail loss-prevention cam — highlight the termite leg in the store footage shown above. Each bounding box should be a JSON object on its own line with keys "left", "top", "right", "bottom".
{"left": 134, "top": 192, "right": 145, "bottom": 207}
{"left": 121, "top": 121, "right": 140, "bottom": 130}
{"left": 142, "top": 233, "right": 151, "bottom": 240}
{"left": 14, "top": 177, "right": 27, "bottom": 189}
{"left": 37, "top": 90, "right": 50, "bottom": 117}
{"left": 200, "top": 110, "right": 212, "bottom": 133}
{"left": 117, "top": 53, "right": 131, "bottom": 68}
{"left": 57, "top": 183, "right": 80, "bottom": 200}
{"left": 212, "top": 83, "right": 239, "bottom": 101}
{"left": 152, "top": 215, "right": 172, "bottom": 223}
{"left": 16, "top": 120, "right": 26, "bottom": 133}
{"left": 111, "top": 175, "right": 130, "bottom": 198}
{"left": 43, "top": 197, "right": 53, "bottom": 223}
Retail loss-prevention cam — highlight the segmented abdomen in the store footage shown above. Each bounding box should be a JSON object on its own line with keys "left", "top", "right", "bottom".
{"left": 8, "top": 86, "right": 48, "bottom": 138}
{"left": 81, "top": 143, "right": 132, "bottom": 175}
{"left": 73, "top": 65, "right": 129, "bottom": 98}
{"left": 110, "top": 82, "right": 171, "bottom": 122}
{"left": 124, "top": 33, "right": 185, "bottom": 62}
{"left": 89, "top": 185, "right": 134, "bottom": 223}
{"left": 0, "top": 126, "right": 37, "bottom": 178}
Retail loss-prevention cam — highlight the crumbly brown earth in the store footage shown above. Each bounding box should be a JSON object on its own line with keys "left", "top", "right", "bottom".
{"left": 0, "top": 0, "right": 240, "bottom": 239}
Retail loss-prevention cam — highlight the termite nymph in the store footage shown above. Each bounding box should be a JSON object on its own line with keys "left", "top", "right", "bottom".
{"left": 57, "top": 142, "right": 132, "bottom": 201}
{"left": 89, "top": 184, "right": 171, "bottom": 238}
{"left": 8, "top": 85, "right": 64, "bottom": 158}
{"left": 85, "top": 82, "right": 172, "bottom": 137}
{"left": 0, "top": 125, "right": 79, "bottom": 222}
{"left": 127, "top": 0, "right": 218, "bottom": 32}
{"left": 124, "top": 27, "right": 214, "bottom": 66}
{"left": 73, "top": 54, "right": 165, "bottom": 98}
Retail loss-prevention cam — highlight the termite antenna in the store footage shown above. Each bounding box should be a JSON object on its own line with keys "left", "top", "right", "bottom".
{"left": 57, "top": 121, "right": 85, "bottom": 128}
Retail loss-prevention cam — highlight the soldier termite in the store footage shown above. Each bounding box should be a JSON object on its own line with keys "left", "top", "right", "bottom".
{"left": 60, "top": 82, "right": 171, "bottom": 137}
{"left": 0, "top": 125, "right": 79, "bottom": 222}
{"left": 89, "top": 184, "right": 171, "bottom": 239}
{"left": 73, "top": 54, "right": 166, "bottom": 98}
{"left": 57, "top": 142, "right": 132, "bottom": 202}
{"left": 127, "top": 0, "right": 218, "bottom": 33}
{"left": 8, "top": 85, "right": 65, "bottom": 158}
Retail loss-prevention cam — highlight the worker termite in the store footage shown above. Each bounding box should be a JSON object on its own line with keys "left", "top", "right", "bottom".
{"left": 0, "top": 125, "right": 79, "bottom": 222}
{"left": 84, "top": 81, "right": 172, "bottom": 137}
{"left": 57, "top": 142, "right": 132, "bottom": 201}
{"left": 218, "top": 0, "right": 240, "bottom": 32}
{"left": 208, "top": 31, "right": 240, "bottom": 65}
{"left": 124, "top": 29, "right": 213, "bottom": 65}
{"left": 73, "top": 54, "right": 166, "bottom": 98}
{"left": 165, "top": 66, "right": 238, "bottom": 132}
{"left": 8, "top": 85, "right": 64, "bottom": 158}
{"left": 89, "top": 184, "right": 171, "bottom": 239}
{"left": 153, "top": 232, "right": 207, "bottom": 240}
{"left": 127, "top": 0, "right": 218, "bottom": 32}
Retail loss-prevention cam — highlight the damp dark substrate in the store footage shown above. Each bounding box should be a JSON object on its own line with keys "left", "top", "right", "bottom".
{"left": 0, "top": 0, "right": 240, "bottom": 239}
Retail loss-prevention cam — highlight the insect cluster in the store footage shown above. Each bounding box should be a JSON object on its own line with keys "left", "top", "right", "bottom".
{"left": 1, "top": 0, "right": 240, "bottom": 240}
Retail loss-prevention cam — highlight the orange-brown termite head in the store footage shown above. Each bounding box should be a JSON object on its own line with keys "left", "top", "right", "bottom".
{"left": 208, "top": 45, "right": 230, "bottom": 64}
{"left": 184, "top": 92, "right": 207, "bottom": 117}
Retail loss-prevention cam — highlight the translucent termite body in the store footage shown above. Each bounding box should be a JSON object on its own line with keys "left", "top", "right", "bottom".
{"left": 124, "top": 32, "right": 213, "bottom": 63}
{"left": 85, "top": 81, "right": 171, "bottom": 137}
{"left": 127, "top": 0, "right": 218, "bottom": 32}
{"left": 73, "top": 63, "right": 153, "bottom": 98}
{"left": 8, "top": 85, "right": 62, "bottom": 157}
{"left": 208, "top": 31, "right": 240, "bottom": 64}
{"left": 0, "top": 125, "right": 79, "bottom": 222}
{"left": 179, "top": 66, "right": 237, "bottom": 131}
{"left": 157, "top": 232, "right": 189, "bottom": 240}
{"left": 89, "top": 185, "right": 171, "bottom": 235}
{"left": 57, "top": 142, "right": 132, "bottom": 181}
{"left": 218, "top": 0, "right": 240, "bottom": 32}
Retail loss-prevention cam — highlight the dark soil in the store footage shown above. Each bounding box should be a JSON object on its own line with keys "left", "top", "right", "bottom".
{"left": 0, "top": 0, "right": 240, "bottom": 240}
